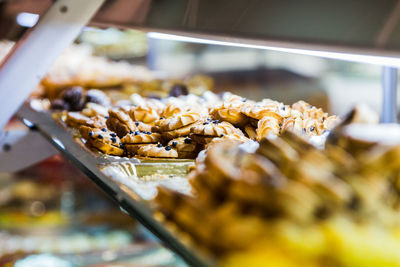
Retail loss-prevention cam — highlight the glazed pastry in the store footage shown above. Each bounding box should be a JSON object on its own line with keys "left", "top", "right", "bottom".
{"left": 79, "top": 126, "right": 124, "bottom": 156}
{"left": 205, "top": 133, "right": 251, "bottom": 148}
{"left": 168, "top": 137, "right": 199, "bottom": 159}
{"left": 129, "top": 105, "right": 159, "bottom": 124}
{"left": 121, "top": 131, "right": 161, "bottom": 144}
{"left": 190, "top": 119, "right": 244, "bottom": 137}
{"left": 160, "top": 122, "right": 201, "bottom": 140}
{"left": 106, "top": 108, "right": 136, "bottom": 137}
{"left": 168, "top": 137, "right": 198, "bottom": 152}
{"left": 243, "top": 125, "right": 257, "bottom": 140}
{"left": 155, "top": 112, "right": 201, "bottom": 131}
{"left": 81, "top": 102, "right": 109, "bottom": 117}
{"left": 323, "top": 115, "right": 340, "bottom": 130}
{"left": 106, "top": 108, "right": 152, "bottom": 137}
{"left": 65, "top": 112, "right": 106, "bottom": 129}
{"left": 209, "top": 101, "right": 248, "bottom": 127}
{"left": 160, "top": 103, "right": 184, "bottom": 118}
{"left": 241, "top": 103, "right": 283, "bottom": 122}
{"left": 281, "top": 117, "right": 304, "bottom": 135}
{"left": 137, "top": 144, "right": 178, "bottom": 158}
{"left": 124, "top": 144, "right": 141, "bottom": 155}
{"left": 256, "top": 117, "right": 281, "bottom": 141}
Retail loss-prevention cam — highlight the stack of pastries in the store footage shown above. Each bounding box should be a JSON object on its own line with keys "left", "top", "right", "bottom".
{"left": 57, "top": 87, "right": 339, "bottom": 159}
{"left": 155, "top": 114, "right": 400, "bottom": 266}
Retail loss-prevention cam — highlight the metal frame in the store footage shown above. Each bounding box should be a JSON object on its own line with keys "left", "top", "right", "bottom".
{"left": 0, "top": 0, "right": 105, "bottom": 130}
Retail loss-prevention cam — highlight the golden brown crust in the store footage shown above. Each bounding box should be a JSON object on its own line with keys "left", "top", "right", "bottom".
{"left": 323, "top": 115, "right": 340, "bottom": 130}
{"left": 106, "top": 109, "right": 152, "bottom": 137}
{"left": 79, "top": 126, "right": 124, "bottom": 156}
{"left": 120, "top": 132, "right": 161, "bottom": 144}
{"left": 189, "top": 134, "right": 215, "bottom": 145}
{"left": 65, "top": 112, "right": 106, "bottom": 129}
{"left": 205, "top": 134, "right": 251, "bottom": 148}
{"left": 137, "top": 144, "right": 178, "bottom": 158}
{"left": 155, "top": 112, "right": 201, "bottom": 131}
{"left": 243, "top": 124, "right": 257, "bottom": 140}
{"left": 106, "top": 109, "right": 135, "bottom": 137}
{"left": 256, "top": 117, "right": 281, "bottom": 141}
{"left": 125, "top": 144, "right": 141, "bottom": 155}
{"left": 81, "top": 103, "right": 109, "bottom": 117}
{"left": 209, "top": 101, "right": 248, "bottom": 127}
{"left": 168, "top": 137, "right": 198, "bottom": 152}
{"left": 129, "top": 105, "right": 159, "bottom": 124}
{"left": 241, "top": 104, "right": 283, "bottom": 122}
{"left": 161, "top": 122, "right": 200, "bottom": 140}
{"left": 190, "top": 120, "right": 244, "bottom": 137}
{"left": 160, "top": 103, "right": 184, "bottom": 118}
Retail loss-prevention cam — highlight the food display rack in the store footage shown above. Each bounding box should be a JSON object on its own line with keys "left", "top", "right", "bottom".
{"left": 1, "top": 1, "right": 400, "bottom": 266}
{"left": 16, "top": 103, "right": 209, "bottom": 267}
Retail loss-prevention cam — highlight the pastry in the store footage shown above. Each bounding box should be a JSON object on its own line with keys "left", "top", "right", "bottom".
{"left": 106, "top": 108, "right": 152, "bottom": 137}
{"left": 191, "top": 119, "right": 244, "bottom": 137}
{"left": 205, "top": 133, "right": 251, "bottom": 148}
{"left": 65, "top": 112, "right": 106, "bottom": 129}
{"left": 168, "top": 137, "right": 199, "bottom": 159}
{"left": 168, "top": 137, "right": 198, "bottom": 152}
{"left": 160, "top": 122, "right": 201, "bottom": 140}
{"left": 106, "top": 108, "right": 136, "bottom": 137}
{"left": 256, "top": 117, "right": 281, "bottom": 141}
{"left": 129, "top": 105, "right": 159, "bottom": 124}
{"left": 243, "top": 125, "right": 257, "bottom": 140}
{"left": 155, "top": 112, "right": 201, "bottom": 131}
{"left": 121, "top": 131, "right": 161, "bottom": 144}
{"left": 79, "top": 126, "right": 124, "bottom": 156}
{"left": 81, "top": 102, "right": 109, "bottom": 117}
{"left": 160, "top": 103, "right": 184, "bottom": 118}
{"left": 137, "top": 144, "right": 178, "bottom": 158}
{"left": 209, "top": 101, "right": 248, "bottom": 127}
{"left": 241, "top": 103, "right": 283, "bottom": 122}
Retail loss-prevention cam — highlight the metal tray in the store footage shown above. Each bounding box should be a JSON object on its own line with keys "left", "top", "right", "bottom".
{"left": 17, "top": 103, "right": 210, "bottom": 267}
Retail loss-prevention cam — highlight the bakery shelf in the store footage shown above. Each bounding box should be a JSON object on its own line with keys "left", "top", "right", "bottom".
{"left": 17, "top": 103, "right": 210, "bottom": 267}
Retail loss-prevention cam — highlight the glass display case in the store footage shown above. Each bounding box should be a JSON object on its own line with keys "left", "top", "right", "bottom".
{"left": 1, "top": 1, "right": 400, "bottom": 266}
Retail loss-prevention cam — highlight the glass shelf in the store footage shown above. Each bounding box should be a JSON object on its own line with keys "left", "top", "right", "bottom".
{"left": 17, "top": 103, "right": 211, "bottom": 267}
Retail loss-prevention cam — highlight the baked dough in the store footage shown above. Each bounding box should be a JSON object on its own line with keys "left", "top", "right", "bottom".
{"left": 137, "top": 144, "right": 178, "bottom": 158}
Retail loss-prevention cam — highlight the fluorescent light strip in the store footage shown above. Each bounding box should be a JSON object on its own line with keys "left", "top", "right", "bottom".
{"left": 147, "top": 32, "right": 400, "bottom": 67}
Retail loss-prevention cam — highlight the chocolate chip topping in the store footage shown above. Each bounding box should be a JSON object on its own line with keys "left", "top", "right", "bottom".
{"left": 101, "top": 128, "right": 107, "bottom": 132}
{"left": 184, "top": 137, "right": 191, "bottom": 144}
{"left": 89, "top": 131, "right": 94, "bottom": 137}
{"left": 135, "top": 121, "right": 139, "bottom": 126}
{"left": 3, "top": 143, "right": 11, "bottom": 152}
{"left": 98, "top": 134, "right": 104, "bottom": 139}
{"left": 111, "top": 137, "right": 117, "bottom": 143}
{"left": 157, "top": 143, "right": 163, "bottom": 148}
{"left": 62, "top": 86, "right": 83, "bottom": 105}
{"left": 110, "top": 133, "right": 117, "bottom": 137}
{"left": 171, "top": 141, "right": 178, "bottom": 148}
{"left": 169, "top": 84, "right": 189, "bottom": 97}
{"left": 165, "top": 145, "right": 171, "bottom": 151}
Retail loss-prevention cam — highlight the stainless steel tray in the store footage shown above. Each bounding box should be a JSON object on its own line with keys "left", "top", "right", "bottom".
{"left": 17, "top": 103, "right": 210, "bottom": 267}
